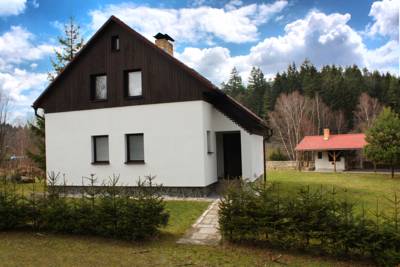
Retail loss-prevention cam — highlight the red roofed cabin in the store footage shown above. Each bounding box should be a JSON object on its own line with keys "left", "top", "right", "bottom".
{"left": 295, "top": 129, "right": 367, "bottom": 172}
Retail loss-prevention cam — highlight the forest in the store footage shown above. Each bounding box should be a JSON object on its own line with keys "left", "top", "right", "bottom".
{"left": 221, "top": 60, "right": 400, "bottom": 160}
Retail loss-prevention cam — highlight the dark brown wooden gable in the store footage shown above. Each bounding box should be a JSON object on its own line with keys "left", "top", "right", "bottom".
{"left": 33, "top": 16, "right": 269, "bottom": 136}
{"left": 34, "top": 19, "right": 207, "bottom": 113}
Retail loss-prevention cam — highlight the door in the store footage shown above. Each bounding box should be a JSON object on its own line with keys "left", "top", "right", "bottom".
{"left": 223, "top": 132, "right": 242, "bottom": 178}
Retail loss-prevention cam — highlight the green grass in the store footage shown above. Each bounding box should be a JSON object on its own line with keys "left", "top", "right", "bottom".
{"left": 1, "top": 171, "right": 394, "bottom": 266}
{"left": 0, "top": 198, "right": 368, "bottom": 267}
{"left": 267, "top": 170, "right": 400, "bottom": 214}
{"left": 0, "top": 178, "right": 45, "bottom": 196}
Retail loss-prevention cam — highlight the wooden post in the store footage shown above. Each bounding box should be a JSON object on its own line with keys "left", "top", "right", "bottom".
{"left": 333, "top": 151, "right": 337, "bottom": 172}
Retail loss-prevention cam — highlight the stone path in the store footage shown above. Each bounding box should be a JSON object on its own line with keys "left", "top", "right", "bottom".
{"left": 177, "top": 199, "right": 221, "bottom": 245}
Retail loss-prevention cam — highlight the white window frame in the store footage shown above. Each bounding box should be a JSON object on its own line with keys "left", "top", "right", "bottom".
{"left": 126, "top": 70, "right": 142, "bottom": 97}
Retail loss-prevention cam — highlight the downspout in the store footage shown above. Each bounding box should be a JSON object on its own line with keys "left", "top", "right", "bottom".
{"left": 33, "top": 107, "right": 44, "bottom": 120}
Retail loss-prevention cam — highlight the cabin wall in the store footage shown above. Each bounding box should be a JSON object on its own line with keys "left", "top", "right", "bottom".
{"left": 314, "top": 151, "right": 345, "bottom": 171}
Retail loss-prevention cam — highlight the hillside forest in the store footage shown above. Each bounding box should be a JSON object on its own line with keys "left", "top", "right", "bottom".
{"left": 221, "top": 60, "right": 400, "bottom": 160}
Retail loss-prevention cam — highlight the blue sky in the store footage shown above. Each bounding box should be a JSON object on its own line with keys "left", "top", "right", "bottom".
{"left": 0, "top": 0, "right": 398, "bottom": 121}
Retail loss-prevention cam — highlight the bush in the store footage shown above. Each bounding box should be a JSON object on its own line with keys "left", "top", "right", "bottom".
{"left": 219, "top": 182, "right": 400, "bottom": 266}
{"left": 0, "top": 174, "right": 169, "bottom": 241}
{"left": 268, "top": 148, "right": 289, "bottom": 161}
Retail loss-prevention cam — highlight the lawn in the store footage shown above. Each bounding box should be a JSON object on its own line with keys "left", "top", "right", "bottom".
{"left": 1, "top": 172, "right": 394, "bottom": 266}
{"left": 267, "top": 170, "right": 400, "bottom": 215}
{"left": 0, "top": 197, "right": 368, "bottom": 267}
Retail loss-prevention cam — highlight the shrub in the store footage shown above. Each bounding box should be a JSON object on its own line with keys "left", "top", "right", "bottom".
{"left": 219, "top": 182, "right": 400, "bottom": 266}
{"left": 268, "top": 148, "right": 289, "bottom": 161}
{"left": 0, "top": 174, "right": 169, "bottom": 241}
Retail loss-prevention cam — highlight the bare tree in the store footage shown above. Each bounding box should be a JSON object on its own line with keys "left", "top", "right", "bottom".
{"left": 269, "top": 91, "right": 313, "bottom": 160}
{"left": 310, "top": 93, "right": 335, "bottom": 135}
{"left": 354, "top": 93, "right": 383, "bottom": 132}
{"left": 0, "top": 89, "right": 10, "bottom": 163}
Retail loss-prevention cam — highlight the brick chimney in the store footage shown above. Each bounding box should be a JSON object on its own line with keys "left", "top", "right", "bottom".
{"left": 323, "top": 128, "right": 330, "bottom": 140}
{"left": 154, "top": 33, "right": 174, "bottom": 56}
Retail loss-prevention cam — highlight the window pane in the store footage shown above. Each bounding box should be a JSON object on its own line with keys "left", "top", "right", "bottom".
{"left": 112, "top": 36, "right": 120, "bottom": 51}
{"left": 207, "top": 131, "right": 212, "bottom": 153}
{"left": 128, "top": 134, "right": 144, "bottom": 161}
{"left": 95, "top": 136, "right": 109, "bottom": 161}
{"left": 95, "top": 75, "right": 107, "bottom": 100}
{"left": 128, "top": 71, "right": 142, "bottom": 96}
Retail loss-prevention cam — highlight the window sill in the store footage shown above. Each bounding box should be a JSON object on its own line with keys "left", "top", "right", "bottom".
{"left": 91, "top": 99, "right": 108, "bottom": 103}
{"left": 91, "top": 161, "right": 110, "bottom": 165}
{"left": 125, "top": 160, "right": 145, "bottom": 164}
{"left": 125, "top": 95, "right": 143, "bottom": 100}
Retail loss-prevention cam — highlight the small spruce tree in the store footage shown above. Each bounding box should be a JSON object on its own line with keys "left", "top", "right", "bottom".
{"left": 26, "top": 116, "right": 46, "bottom": 172}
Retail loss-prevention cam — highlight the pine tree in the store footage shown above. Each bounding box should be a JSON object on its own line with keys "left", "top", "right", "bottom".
{"left": 48, "top": 17, "right": 84, "bottom": 81}
{"left": 299, "top": 59, "right": 320, "bottom": 97}
{"left": 221, "top": 67, "right": 245, "bottom": 99}
{"left": 26, "top": 116, "right": 45, "bottom": 172}
{"left": 388, "top": 76, "right": 400, "bottom": 113}
{"left": 247, "top": 67, "right": 268, "bottom": 117}
{"left": 364, "top": 108, "right": 400, "bottom": 178}
{"left": 28, "top": 18, "right": 84, "bottom": 173}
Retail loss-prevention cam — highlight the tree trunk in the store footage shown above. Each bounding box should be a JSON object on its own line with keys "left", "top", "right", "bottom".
{"left": 392, "top": 165, "right": 395, "bottom": 178}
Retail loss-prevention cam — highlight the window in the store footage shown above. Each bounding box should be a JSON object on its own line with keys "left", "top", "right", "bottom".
{"left": 92, "top": 136, "right": 109, "bottom": 163}
{"left": 317, "top": 152, "right": 322, "bottom": 159}
{"left": 126, "top": 134, "right": 144, "bottom": 163}
{"left": 125, "top": 70, "right": 142, "bottom": 97}
{"left": 328, "top": 151, "right": 341, "bottom": 162}
{"left": 91, "top": 74, "right": 107, "bottom": 100}
{"left": 207, "top": 131, "right": 213, "bottom": 154}
{"left": 111, "top": 35, "right": 120, "bottom": 51}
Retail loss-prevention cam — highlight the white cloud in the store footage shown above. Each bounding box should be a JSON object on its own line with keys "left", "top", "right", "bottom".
{"left": 366, "top": 40, "right": 399, "bottom": 73}
{"left": 0, "top": 67, "right": 48, "bottom": 122}
{"left": 0, "top": 26, "right": 55, "bottom": 68}
{"left": 0, "top": 0, "right": 26, "bottom": 16}
{"left": 89, "top": 1, "right": 287, "bottom": 44}
{"left": 31, "top": 0, "right": 39, "bottom": 8}
{"left": 177, "top": 11, "right": 398, "bottom": 85}
{"left": 0, "top": 26, "right": 53, "bottom": 121}
{"left": 225, "top": 0, "right": 243, "bottom": 11}
{"left": 367, "top": 0, "right": 399, "bottom": 39}
{"left": 177, "top": 47, "right": 236, "bottom": 84}
{"left": 0, "top": 68, "right": 47, "bottom": 102}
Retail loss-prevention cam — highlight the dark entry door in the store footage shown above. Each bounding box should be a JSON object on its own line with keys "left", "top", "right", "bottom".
{"left": 223, "top": 132, "right": 242, "bottom": 178}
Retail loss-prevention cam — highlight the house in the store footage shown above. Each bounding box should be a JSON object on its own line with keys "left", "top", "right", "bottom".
{"left": 295, "top": 129, "right": 367, "bottom": 172}
{"left": 32, "top": 16, "right": 270, "bottom": 195}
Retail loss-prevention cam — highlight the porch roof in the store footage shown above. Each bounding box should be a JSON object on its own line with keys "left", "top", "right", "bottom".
{"left": 295, "top": 133, "right": 367, "bottom": 151}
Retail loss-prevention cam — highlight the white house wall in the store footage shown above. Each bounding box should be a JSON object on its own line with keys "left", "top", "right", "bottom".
{"left": 314, "top": 151, "right": 345, "bottom": 171}
{"left": 46, "top": 101, "right": 207, "bottom": 187}
{"left": 202, "top": 102, "right": 264, "bottom": 182}
{"left": 46, "top": 100, "right": 265, "bottom": 187}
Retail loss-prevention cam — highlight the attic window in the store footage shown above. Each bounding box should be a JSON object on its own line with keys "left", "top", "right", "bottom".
{"left": 111, "top": 35, "right": 120, "bottom": 51}
{"left": 125, "top": 70, "right": 142, "bottom": 97}
{"left": 91, "top": 74, "right": 107, "bottom": 101}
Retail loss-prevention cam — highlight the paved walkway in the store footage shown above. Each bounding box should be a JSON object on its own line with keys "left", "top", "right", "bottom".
{"left": 177, "top": 199, "right": 221, "bottom": 245}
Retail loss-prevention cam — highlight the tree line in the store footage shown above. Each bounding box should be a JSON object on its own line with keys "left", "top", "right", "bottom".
{"left": 221, "top": 61, "right": 400, "bottom": 130}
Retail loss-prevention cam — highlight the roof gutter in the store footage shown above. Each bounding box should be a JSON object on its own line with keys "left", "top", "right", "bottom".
{"left": 33, "top": 106, "right": 44, "bottom": 120}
